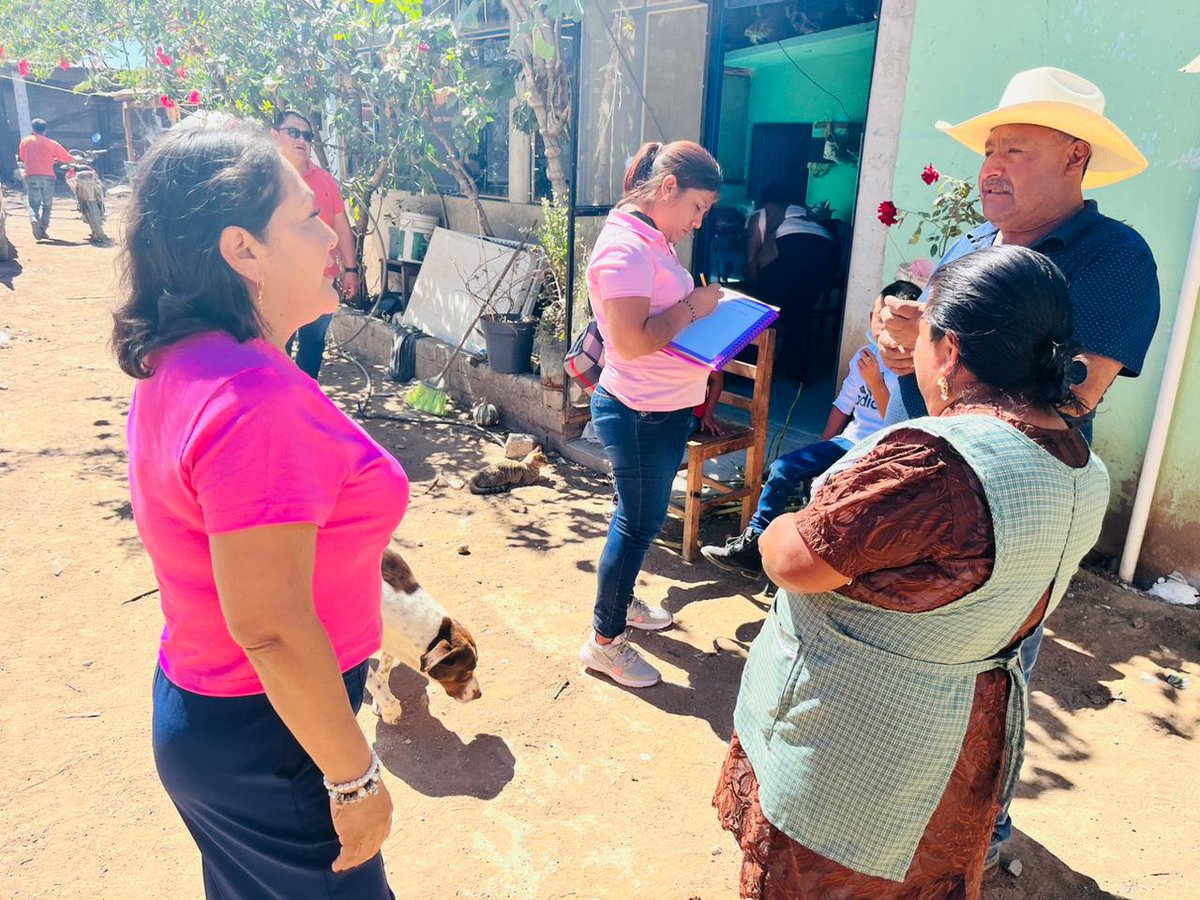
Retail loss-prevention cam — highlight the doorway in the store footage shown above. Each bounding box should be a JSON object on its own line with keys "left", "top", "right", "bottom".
{"left": 702, "top": 0, "right": 882, "bottom": 446}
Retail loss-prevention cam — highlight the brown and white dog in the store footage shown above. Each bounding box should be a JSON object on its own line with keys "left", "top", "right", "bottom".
{"left": 367, "top": 546, "right": 481, "bottom": 725}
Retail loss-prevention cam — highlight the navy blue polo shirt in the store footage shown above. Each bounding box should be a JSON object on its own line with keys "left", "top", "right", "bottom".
{"left": 888, "top": 199, "right": 1161, "bottom": 434}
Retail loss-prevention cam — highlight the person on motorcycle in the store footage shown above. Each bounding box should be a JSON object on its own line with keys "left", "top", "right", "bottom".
{"left": 19, "top": 119, "right": 74, "bottom": 241}
{"left": 269, "top": 110, "right": 360, "bottom": 380}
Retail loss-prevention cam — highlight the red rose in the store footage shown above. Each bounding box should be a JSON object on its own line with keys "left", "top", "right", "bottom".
{"left": 18, "top": 58, "right": 31, "bottom": 77}
{"left": 160, "top": 95, "right": 176, "bottom": 108}
{"left": 921, "top": 163, "right": 940, "bottom": 185}
{"left": 877, "top": 200, "right": 899, "bottom": 227}
{"left": 187, "top": 89, "right": 201, "bottom": 105}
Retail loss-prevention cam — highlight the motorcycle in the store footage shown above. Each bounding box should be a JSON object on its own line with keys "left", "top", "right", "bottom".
{"left": 60, "top": 149, "right": 108, "bottom": 243}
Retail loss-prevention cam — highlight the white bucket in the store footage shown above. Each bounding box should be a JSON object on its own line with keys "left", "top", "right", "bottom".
{"left": 389, "top": 212, "right": 439, "bottom": 263}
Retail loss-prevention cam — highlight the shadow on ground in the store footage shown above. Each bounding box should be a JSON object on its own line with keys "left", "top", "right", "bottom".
{"left": 370, "top": 664, "right": 515, "bottom": 801}
{"left": 982, "top": 828, "right": 1126, "bottom": 899}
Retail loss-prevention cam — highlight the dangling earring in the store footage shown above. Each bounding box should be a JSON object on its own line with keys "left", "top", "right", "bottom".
{"left": 255, "top": 280, "right": 266, "bottom": 312}
{"left": 937, "top": 373, "right": 951, "bottom": 402}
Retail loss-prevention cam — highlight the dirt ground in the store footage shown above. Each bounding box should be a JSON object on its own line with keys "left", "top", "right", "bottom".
{"left": 1, "top": 191, "right": 1197, "bottom": 900}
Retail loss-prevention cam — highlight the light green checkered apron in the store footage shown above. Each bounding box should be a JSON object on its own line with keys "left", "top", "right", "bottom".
{"left": 733, "top": 414, "right": 1109, "bottom": 881}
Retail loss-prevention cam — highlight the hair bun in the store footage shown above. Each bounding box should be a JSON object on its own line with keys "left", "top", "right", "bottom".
{"left": 1034, "top": 338, "right": 1078, "bottom": 406}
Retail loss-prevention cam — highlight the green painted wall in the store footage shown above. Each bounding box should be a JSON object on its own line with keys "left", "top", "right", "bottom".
{"left": 722, "top": 26, "right": 876, "bottom": 219}
{"left": 885, "top": 2, "right": 1200, "bottom": 578}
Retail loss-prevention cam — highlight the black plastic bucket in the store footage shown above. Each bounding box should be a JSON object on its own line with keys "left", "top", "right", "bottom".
{"left": 480, "top": 314, "right": 536, "bottom": 374}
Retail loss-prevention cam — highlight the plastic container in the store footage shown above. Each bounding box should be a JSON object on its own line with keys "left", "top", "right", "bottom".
{"left": 480, "top": 314, "right": 536, "bottom": 374}
{"left": 389, "top": 212, "right": 439, "bottom": 263}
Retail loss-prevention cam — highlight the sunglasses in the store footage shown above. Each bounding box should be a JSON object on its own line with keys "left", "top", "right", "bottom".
{"left": 279, "top": 126, "right": 314, "bottom": 143}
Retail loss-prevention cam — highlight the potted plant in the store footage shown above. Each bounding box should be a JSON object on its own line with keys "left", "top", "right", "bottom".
{"left": 533, "top": 194, "right": 570, "bottom": 388}
{"left": 466, "top": 234, "right": 539, "bottom": 374}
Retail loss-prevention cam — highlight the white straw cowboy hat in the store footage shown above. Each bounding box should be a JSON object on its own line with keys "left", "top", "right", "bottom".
{"left": 935, "top": 67, "right": 1147, "bottom": 189}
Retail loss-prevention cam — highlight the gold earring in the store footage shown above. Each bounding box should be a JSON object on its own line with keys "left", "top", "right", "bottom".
{"left": 937, "top": 374, "right": 951, "bottom": 402}
{"left": 255, "top": 281, "right": 265, "bottom": 311}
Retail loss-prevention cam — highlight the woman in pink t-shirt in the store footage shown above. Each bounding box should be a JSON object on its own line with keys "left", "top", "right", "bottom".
{"left": 113, "top": 125, "right": 404, "bottom": 898}
{"left": 579, "top": 141, "right": 724, "bottom": 689}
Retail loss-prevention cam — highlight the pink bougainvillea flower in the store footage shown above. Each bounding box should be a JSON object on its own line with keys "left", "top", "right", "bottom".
{"left": 417, "top": 42, "right": 432, "bottom": 52}
{"left": 18, "top": 58, "right": 31, "bottom": 77}
{"left": 0, "top": 45, "right": 6, "bottom": 59}
{"left": 160, "top": 95, "right": 176, "bottom": 108}
{"left": 58, "top": 57, "right": 71, "bottom": 71}
{"left": 156, "top": 47, "right": 172, "bottom": 67}
{"left": 177, "top": 67, "right": 187, "bottom": 79}
{"left": 921, "top": 163, "right": 940, "bottom": 185}
{"left": 877, "top": 200, "right": 899, "bottom": 227}
{"left": 187, "top": 89, "right": 202, "bottom": 105}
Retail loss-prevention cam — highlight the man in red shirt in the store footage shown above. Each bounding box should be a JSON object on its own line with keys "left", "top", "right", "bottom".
{"left": 270, "top": 110, "right": 360, "bottom": 379}
{"left": 19, "top": 118, "right": 74, "bottom": 241}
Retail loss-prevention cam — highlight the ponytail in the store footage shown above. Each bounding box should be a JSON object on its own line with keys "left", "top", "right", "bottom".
{"left": 621, "top": 140, "right": 722, "bottom": 203}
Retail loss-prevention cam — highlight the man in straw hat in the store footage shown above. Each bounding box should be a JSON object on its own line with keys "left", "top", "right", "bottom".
{"left": 876, "top": 66, "right": 1160, "bottom": 873}
{"left": 879, "top": 66, "right": 1159, "bottom": 433}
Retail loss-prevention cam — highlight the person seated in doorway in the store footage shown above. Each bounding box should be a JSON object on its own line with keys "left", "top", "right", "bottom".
{"left": 700, "top": 279, "right": 921, "bottom": 577}
{"left": 745, "top": 183, "right": 838, "bottom": 381}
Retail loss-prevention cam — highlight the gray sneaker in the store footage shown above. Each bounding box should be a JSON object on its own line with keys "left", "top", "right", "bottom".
{"left": 579, "top": 632, "right": 661, "bottom": 688}
{"left": 626, "top": 597, "right": 673, "bottom": 631}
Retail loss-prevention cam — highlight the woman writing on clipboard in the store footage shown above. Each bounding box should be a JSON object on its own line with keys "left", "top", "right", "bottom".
{"left": 580, "top": 140, "right": 724, "bottom": 689}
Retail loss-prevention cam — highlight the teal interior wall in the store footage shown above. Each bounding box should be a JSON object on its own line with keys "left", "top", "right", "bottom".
{"left": 885, "top": 1, "right": 1200, "bottom": 577}
{"left": 720, "top": 25, "right": 876, "bottom": 219}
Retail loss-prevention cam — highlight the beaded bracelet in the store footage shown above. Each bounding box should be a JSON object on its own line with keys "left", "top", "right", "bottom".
{"left": 680, "top": 296, "right": 697, "bottom": 323}
{"left": 329, "top": 777, "right": 381, "bottom": 806}
{"left": 324, "top": 749, "right": 380, "bottom": 798}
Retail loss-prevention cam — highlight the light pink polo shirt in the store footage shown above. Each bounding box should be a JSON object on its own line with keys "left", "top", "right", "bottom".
{"left": 588, "top": 208, "right": 708, "bottom": 411}
{"left": 127, "top": 332, "right": 409, "bottom": 697}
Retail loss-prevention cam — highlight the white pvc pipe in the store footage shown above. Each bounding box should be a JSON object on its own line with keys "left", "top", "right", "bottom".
{"left": 1119, "top": 195, "right": 1200, "bottom": 583}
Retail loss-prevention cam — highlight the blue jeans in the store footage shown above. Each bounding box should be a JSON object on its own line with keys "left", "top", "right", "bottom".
{"left": 26, "top": 175, "right": 55, "bottom": 232}
{"left": 591, "top": 387, "right": 695, "bottom": 638}
{"left": 288, "top": 313, "right": 333, "bottom": 379}
{"left": 748, "top": 440, "right": 847, "bottom": 534}
{"left": 990, "top": 622, "right": 1046, "bottom": 850}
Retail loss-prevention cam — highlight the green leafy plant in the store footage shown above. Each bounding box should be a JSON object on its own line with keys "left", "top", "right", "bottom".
{"left": 534, "top": 193, "right": 569, "bottom": 342}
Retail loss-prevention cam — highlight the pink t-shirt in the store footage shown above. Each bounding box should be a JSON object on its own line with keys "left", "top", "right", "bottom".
{"left": 302, "top": 162, "right": 344, "bottom": 278}
{"left": 588, "top": 209, "right": 708, "bottom": 411}
{"left": 127, "top": 332, "right": 409, "bottom": 697}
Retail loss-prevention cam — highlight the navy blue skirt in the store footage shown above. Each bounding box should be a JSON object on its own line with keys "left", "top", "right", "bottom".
{"left": 152, "top": 661, "right": 393, "bottom": 899}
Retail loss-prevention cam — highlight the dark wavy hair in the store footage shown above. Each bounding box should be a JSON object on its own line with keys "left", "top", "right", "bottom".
{"left": 112, "top": 125, "right": 287, "bottom": 378}
{"left": 622, "top": 140, "right": 722, "bottom": 202}
{"left": 925, "top": 246, "right": 1083, "bottom": 410}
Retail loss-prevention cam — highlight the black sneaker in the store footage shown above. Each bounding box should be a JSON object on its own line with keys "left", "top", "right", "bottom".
{"left": 700, "top": 527, "right": 763, "bottom": 577}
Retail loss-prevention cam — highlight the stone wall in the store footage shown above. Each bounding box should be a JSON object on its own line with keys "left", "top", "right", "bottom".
{"left": 329, "top": 312, "right": 583, "bottom": 453}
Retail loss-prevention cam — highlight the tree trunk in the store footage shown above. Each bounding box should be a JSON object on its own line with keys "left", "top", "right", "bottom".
{"left": 430, "top": 125, "right": 494, "bottom": 236}
{"left": 501, "top": 0, "right": 573, "bottom": 201}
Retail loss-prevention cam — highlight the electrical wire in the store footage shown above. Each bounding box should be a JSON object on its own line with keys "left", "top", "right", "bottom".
{"left": 775, "top": 40, "right": 853, "bottom": 122}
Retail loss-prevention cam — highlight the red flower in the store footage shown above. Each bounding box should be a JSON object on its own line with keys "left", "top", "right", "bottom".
{"left": 156, "top": 47, "right": 172, "bottom": 67}
{"left": 0, "top": 45, "right": 6, "bottom": 59}
{"left": 877, "top": 200, "right": 899, "bottom": 227}
{"left": 187, "top": 89, "right": 201, "bottom": 105}
{"left": 160, "top": 94, "right": 176, "bottom": 108}
{"left": 417, "top": 42, "right": 431, "bottom": 52}
{"left": 58, "top": 57, "right": 71, "bottom": 71}
{"left": 921, "top": 163, "right": 940, "bottom": 185}
{"left": 18, "top": 58, "right": 31, "bottom": 77}
{"left": 177, "top": 67, "right": 188, "bottom": 79}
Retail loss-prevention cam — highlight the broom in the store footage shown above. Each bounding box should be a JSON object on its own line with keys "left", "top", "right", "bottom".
{"left": 407, "top": 232, "right": 532, "bottom": 415}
